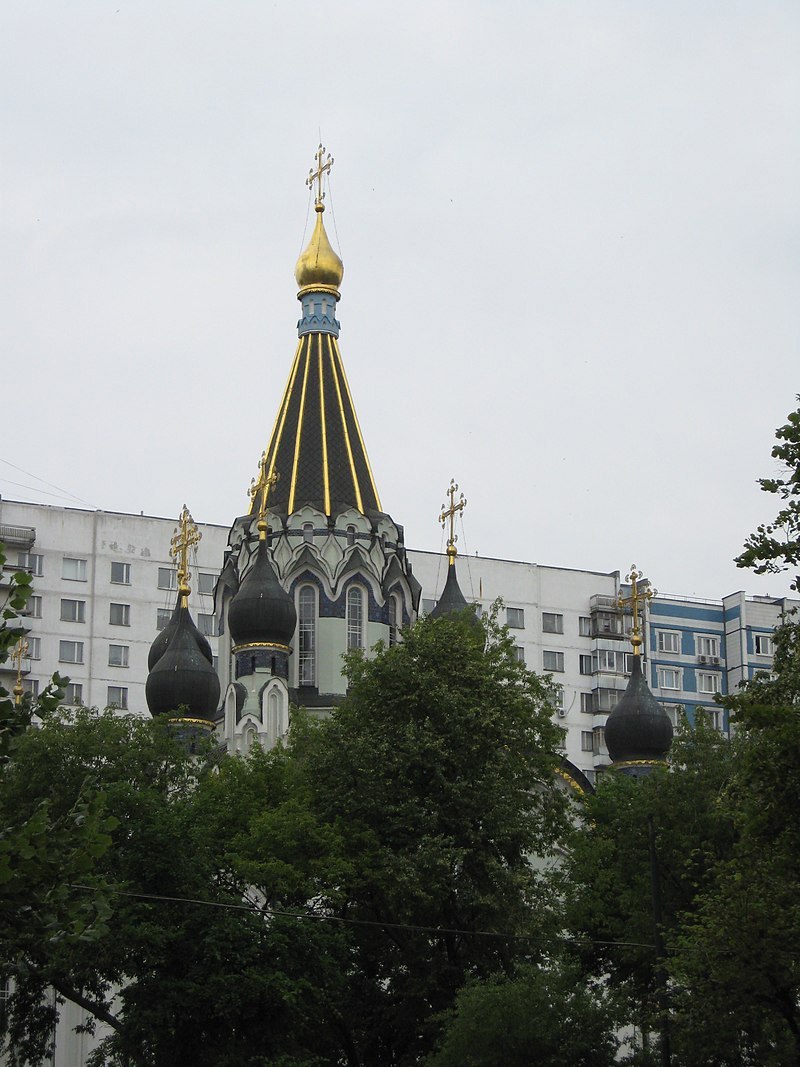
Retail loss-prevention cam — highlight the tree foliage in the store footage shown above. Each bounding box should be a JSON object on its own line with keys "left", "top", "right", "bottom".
{"left": 735, "top": 397, "right": 800, "bottom": 591}
{"left": 0, "top": 609, "right": 571, "bottom": 1066}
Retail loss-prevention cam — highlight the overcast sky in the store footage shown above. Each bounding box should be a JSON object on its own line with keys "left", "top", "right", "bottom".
{"left": 1, "top": 1, "right": 798, "bottom": 600}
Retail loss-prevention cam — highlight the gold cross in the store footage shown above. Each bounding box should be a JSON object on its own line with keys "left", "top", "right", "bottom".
{"left": 170, "top": 505, "right": 201, "bottom": 601}
{"left": 618, "top": 564, "right": 657, "bottom": 655}
{"left": 306, "top": 143, "right": 334, "bottom": 207}
{"left": 249, "top": 452, "right": 280, "bottom": 538}
{"left": 11, "top": 637, "right": 28, "bottom": 706}
{"left": 439, "top": 479, "right": 467, "bottom": 562}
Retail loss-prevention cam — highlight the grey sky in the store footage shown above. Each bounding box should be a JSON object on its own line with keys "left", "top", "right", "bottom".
{"left": 2, "top": 1, "right": 798, "bottom": 600}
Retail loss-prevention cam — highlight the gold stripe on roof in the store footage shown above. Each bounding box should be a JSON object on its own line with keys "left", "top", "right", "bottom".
{"left": 250, "top": 339, "right": 303, "bottom": 515}
{"left": 288, "top": 337, "right": 312, "bottom": 514}
{"left": 332, "top": 337, "right": 382, "bottom": 512}
{"left": 327, "top": 334, "right": 363, "bottom": 513}
{"left": 318, "top": 334, "right": 331, "bottom": 515}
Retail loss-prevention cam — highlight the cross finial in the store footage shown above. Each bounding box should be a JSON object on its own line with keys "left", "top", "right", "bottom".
{"left": 306, "top": 143, "right": 334, "bottom": 209}
{"left": 618, "top": 564, "right": 657, "bottom": 655}
{"left": 248, "top": 452, "right": 280, "bottom": 540}
{"left": 11, "top": 637, "right": 29, "bottom": 706}
{"left": 170, "top": 505, "right": 201, "bottom": 604}
{"left": 439, "top": 479, "right": 467, "bottom": 565}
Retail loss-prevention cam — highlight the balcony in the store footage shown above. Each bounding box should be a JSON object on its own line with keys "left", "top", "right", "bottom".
{"left": 0, "top": 524, "right": 36, "bottom": 549}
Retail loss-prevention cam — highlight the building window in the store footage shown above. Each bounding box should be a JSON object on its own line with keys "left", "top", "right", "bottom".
{"left": 62, "top": 557, "right": 87, "bottom": 582}
{"left": 23, "top": 678, "right": 39, "bottom": 698}
{"left": 156, "top": 608, "right": 171, "bottom": 631}
{"left": 581, "top": 730, "right": 594, "bottom": 752}
{"left": 157, "top": 567, "right": 178, "bottom": 591}
{"left": 60, "top": 598, "right": 86, "bottom": 623}
{"left": 506, "top": 607, "right": 525, "bottom": 629}
{"left": 594, "top": 649, "right": 623, "bottom": 672}
{"left": 514, "top": 646, "right": 525, "bottom": 663}
{"left": 592, "top": 726, "right": 605, "bottom": 755}
{"left": 595, "top": 612, "right": 621, "bottom": 635}
{"left": 109, "top": 644, "right": 129, "bottom": 668}
{"left": 579, "top": 654, "right": 592, "bottom": 675}
{"left": 27, "top": 637, "right": 41, "bottom": 660}
{"left": 595, "top": 687, "right": 624, "bottom": 711}
{"left": 388, "top": 595, "right": 398, "bottom": 647}
{"left": 697, "top": 635, "right": 719, "bottom": 658}
{"left": 110, "top": 603, "right": 130, "bottom": 627}
{"left": 698, "top": 672, "right": 720, "bottom": 695}
{"left": 624, "top": 653, "right": 635, "bottom": 673}
{"left": 18, "top": 552, "right": 44, "bottom": 576}
{"left": 346, "top": 525, "right": 356, "bottom": 548}
{"left": 347, "top": 587, "right": 364, "bottom": 650}
{"left": 658, "top": 667, "right": 681, "bottom": 691}
{"left": 198, "top": 613, "right": 216, "bottom": 637}
{"left": 754, "top": 634, "right": 774, "bottom": 656}
{"left": 62, "top": 683, "right": 83, "bottom": 706}
{"left": 580, "top": 691, "right": 593, "bottom": 714}
{"left": 26, "top": 595, "right": 42, "bottom": 619}
{"left": 303, "top": 523, "right": 314, "bottom": 544}
{"left": 657, "top": 631, "right": 680, "bottom": 654}
{"left": 59, "top": 640, "right": 84, "bottom": 664}
{"left": 542, "top": 612, "right": 563, "bottom": 634}
{"left": 552, "top": 684, "right": 564, "bottom": 708}
{"left": 543, "top": 650, "right": 564, "bottom": 672}
{"left": 298, "top": 585, "right": 316, "bottom": 685}
{"left": 578, "top": 616, "right": 591, "bottom": 637}
{"left": 111, "top": 561, "right": 131, "bottom": 585}
{"left": 107, "top": 686, "right": 128, "bottom": 710}
{"left": 198, "top": 572, "right": 216, "bottom": 595}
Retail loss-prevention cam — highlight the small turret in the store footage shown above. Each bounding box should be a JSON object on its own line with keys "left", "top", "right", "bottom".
{"left": 428, "top": 480, "right": 481, "bottom": 630}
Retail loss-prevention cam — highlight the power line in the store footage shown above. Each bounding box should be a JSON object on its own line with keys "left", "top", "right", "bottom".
{"left": 0, "top": 457, "right": 98, "bottom": 509}
{"left": 66, "top": 884, "right": 655, "bottom": 950}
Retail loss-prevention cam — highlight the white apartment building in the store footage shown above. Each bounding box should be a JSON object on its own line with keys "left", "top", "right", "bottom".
{"left": 3, "top": 497, "right": 795, "bottom": 784}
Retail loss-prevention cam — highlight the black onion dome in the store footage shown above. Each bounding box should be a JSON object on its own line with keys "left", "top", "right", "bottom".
{"left": 147, "top": 598, "right": 213, "bottom": 671}
{"left": 428, "top": 562, "right": 481, "bottom": 629}
{"left": 146, "top": 609, "right": 221, "bottom": 719}
{"left": 604, "top": 656, "right": 673, "bottom": 764}
{"left": 228, "top": 540, "right": 297, "bottom": 648}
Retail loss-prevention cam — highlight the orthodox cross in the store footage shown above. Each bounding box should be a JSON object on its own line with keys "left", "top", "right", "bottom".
{"left": 618, "top": 563, "right": 657, "bottom": 655}
{"left": 170, "top": 505, "right": 201, "bottom": 600}
{"left": 306, "top": 143, "right": 334, "bottom": 207}
{"left": 11, "top": 637, "right": 28, "bottom": 706}
{"left": 249, "top": 452, "right": 280, "bottom": 538}
{"left": 439, "top": 479, "right": 467, "bottom": 561}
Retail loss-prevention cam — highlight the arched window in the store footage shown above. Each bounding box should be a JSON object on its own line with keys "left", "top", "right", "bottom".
{"left": 346, "top": 525, "right": 356, "bottom": 548}
{"left": 347, "top": 587, "right": 364, "bottom": 650}
{"left": 269, "top": 689, "right": 280, "bottom": 739}
{"left": 388, "top": 594, "right": 398, "bottom": 647}
{"left": 303, "top": 523, "right": 314, "bottom": 544}
{"left": 298, "top": 585, "right": 316, "bottom": 685}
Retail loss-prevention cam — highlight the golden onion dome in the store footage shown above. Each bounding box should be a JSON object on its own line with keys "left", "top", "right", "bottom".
{"left": 294, "top": 204, "right": 344, "bottom": 292}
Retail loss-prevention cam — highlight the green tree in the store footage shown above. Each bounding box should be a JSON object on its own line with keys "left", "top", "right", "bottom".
{"left": 735, "top": 396, "right": 800, "bottom": 591}
{"left": 668, "top": 620, "right": 800, "bottom": 1066}
{"left": 288, "top": 609, "right": 568, "bottom": 1065}
{"left": 427, "top": 958, "right": 619, "bottom": 1067}
{"left": 561, "top": 716, "right": 736, "bottom": 1050}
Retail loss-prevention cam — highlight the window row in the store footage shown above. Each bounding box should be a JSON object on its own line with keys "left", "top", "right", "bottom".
{"left": 16, "top": 553, "right": 217, "bottom": 593}
{"left": 656, "top": 667, "right": 721, "bottom": 694}
{"left": 156, "top": 609, "right": 216, "bottom": 636}
{"left": 58, "top": 683, "right": 129, "bottom": 710}
{"left": 656, "top": 631, "right": 721, "bottom": 657}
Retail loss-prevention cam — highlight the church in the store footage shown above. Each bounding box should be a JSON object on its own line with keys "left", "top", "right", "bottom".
{"left": 140, "top": 146, "right": 673, "bottom": 787}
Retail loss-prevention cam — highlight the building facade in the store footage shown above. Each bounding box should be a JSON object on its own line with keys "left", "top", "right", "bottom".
{"left": 3, "top": 497, "right": 796, "bottom": 783}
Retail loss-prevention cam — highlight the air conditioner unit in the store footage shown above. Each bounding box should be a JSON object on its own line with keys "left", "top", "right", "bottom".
{"left": 698, "top": 655, "right": 708, "bottom": 664}
{"left": 557, "top": 708, "right": 568, "bottom": 719}
{"left": 711, "top": 656, "right": 720, "bottom": 665}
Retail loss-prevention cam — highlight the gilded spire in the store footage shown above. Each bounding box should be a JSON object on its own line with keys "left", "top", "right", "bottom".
{"left": 170, "top": 506, "right": 201, "bottom": 607}
{"left": 295, "top": 144, "right": 344, "bottom": 294}
{"left": 439, "top": 479, "right": 467, "bottom": 567}
{"left": 248, "top": 452, "right": 280, "bottom": 540}
{"left": 11, "top": 637, "right": 28, "bottom": 706}
{"left": 618, "top": 564, "right": 657, "bottom": 656}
